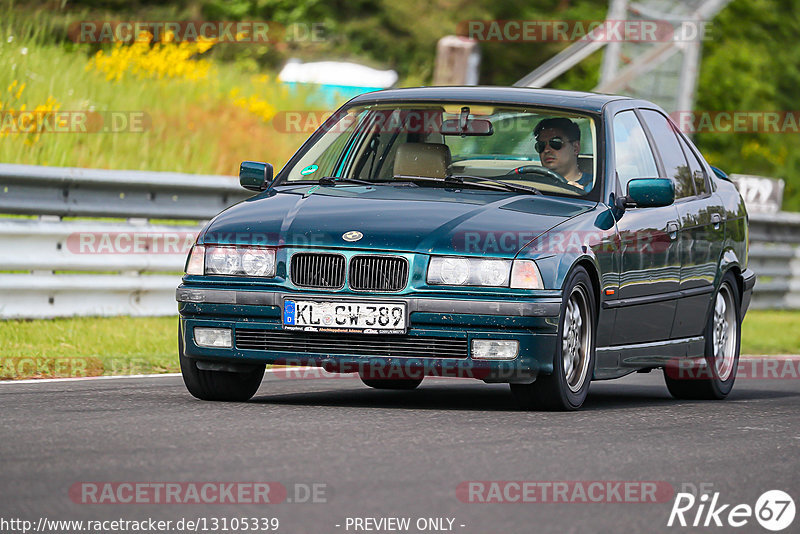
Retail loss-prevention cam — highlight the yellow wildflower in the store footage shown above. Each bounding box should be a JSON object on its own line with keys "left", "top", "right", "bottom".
{"left": 86, "top": 32, "right": 217, "bottom": 82}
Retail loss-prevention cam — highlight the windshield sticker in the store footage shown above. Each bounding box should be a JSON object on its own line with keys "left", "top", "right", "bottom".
{"left": 300, "top": 164, "right": 319, "bottom": 176}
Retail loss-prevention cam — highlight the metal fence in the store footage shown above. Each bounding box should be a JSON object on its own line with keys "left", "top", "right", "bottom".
{"left": 0, "top": 163, "right": 797, "bottom": 317}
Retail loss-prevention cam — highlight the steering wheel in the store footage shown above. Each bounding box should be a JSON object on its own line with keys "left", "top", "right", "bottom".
{"left": 508, "top": 165, "right": 568, "bottom": 183}
{"left": 506, "top": 165, "right": 585, "bottom": 192}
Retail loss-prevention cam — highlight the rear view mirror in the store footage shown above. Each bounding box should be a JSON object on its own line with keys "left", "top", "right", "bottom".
{"left": 624, "top": 178, "right": 675, "bottom": 208}
{"left": 239, "top": 161, "right": 273, "bottom": 191}
{"left": 441, "top": 118, "right": 493, "bottom": 136}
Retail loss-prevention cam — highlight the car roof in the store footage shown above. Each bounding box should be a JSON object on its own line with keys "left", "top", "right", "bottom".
{"left": 347, "top": 86, "right": 632, "bottom": 114}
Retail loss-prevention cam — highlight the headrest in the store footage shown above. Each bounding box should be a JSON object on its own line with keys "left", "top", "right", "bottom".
{"left": 393, "top": 143, "right": 451, "bottom": 179}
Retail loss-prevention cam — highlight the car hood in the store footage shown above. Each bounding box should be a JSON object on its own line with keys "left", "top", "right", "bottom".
{"left": 200, "top": 184, "right": 594, "bottom": 257}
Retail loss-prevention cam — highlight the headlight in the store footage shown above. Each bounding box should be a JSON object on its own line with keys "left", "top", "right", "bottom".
{"left": 438, "top": 257, "right": 470, "bottom": 285}
{"left": 187, "top": 245, "right": 276, "bottom": 277}
{"left": 427, "top": 257, "right": 511, "bottom": 287}
{"left": 241, "top": 247, "right": 276, "bottom": 276}
{"left": 206, "top": 246, "right": 240, "bottom": 275}
{"left": 427, "top": 257, "right": 544, "bottom": 289}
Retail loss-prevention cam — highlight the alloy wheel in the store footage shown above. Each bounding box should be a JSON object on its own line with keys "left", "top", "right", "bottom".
{"left": 562, "top": 285, "right": 592, "bottom": 392}
{"left": 712, "top": 283, "right": 737, "bottom": 381}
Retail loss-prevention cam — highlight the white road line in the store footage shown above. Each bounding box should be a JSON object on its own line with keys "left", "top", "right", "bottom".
{"left": 0, "top": 373, "right": 183, "bottom": 384}
{"left": 0, "top": 367, "right": 309, "bottom": 385}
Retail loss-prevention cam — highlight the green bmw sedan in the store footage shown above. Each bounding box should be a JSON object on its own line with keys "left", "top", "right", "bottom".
{"left": 176, "top": 86, "right": 755, "bottom": 410}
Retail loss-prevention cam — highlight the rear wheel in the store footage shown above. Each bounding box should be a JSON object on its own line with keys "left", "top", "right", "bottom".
{"left": 664, "top": 273, "right": 740, "bottom": 400}
{"left": 510, "top": 266, "right": 596, "bottom": 411}
{"left": 179, "top": 326, "right": 265, "bottom": 402}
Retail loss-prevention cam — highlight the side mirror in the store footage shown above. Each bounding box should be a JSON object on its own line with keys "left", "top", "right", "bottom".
{"left": 239, "top": 161, "right": 273, "bottom": 191}
{"left": 619, "top": 178, "right": 675, "bottom": 208}
{"left": 710, "top": 166, "right": 728, "bottom": 181}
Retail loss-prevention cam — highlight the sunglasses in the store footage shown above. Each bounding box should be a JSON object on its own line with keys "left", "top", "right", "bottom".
{"left": 535, "top": 137, "right": 566, "bottom": 152}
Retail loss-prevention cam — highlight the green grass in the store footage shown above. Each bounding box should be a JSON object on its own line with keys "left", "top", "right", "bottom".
{"left": 0, "top": 2, "right": 324, "bottom": 175}
{"left": 0, "top": 316, "right": 178, "bottom": 379}
{"left": 741, "top": 310, "right": 800, "bottom": 355}
{"left": 1, "top": 310, "right": 798, "bottom": 380}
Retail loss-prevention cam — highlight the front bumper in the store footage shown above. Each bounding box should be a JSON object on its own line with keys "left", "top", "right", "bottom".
{"left": 177, "top": 286, "right": 562, "bottom": 383}
{"left": 741, "top": 268, "right": 756, "bottom": 318}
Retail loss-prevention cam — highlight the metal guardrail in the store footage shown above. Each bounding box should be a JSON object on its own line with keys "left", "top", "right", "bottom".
{"left": 748, "top": 211, "right": 800, "bottom": 243}
{"left": 747, "top": 214, "right": 800, "bottom": 309}
{"left": 0, "top": 163, "right": 798, "bottom": 317}
{"left": 0, "top": 163, "right": 248, "bottom": 318}
{"left": 0, "top": 163, "right": 249, "bottom": 219}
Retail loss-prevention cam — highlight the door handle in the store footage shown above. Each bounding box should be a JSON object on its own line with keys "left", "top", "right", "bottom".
{"left": 667, "top": 221, "right": 679, "bottom": 240}
{"left": 711, "top": 213, "right": 722, "bottom": 229}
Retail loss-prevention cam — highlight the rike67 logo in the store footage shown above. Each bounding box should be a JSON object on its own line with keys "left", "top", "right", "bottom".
{"left": 668, "top": 490, "right": 795, "bottom": 531}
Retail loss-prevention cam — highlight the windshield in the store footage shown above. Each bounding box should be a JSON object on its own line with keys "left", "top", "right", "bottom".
{"left": 278, "top": 102, "right": 598, "bottom": 197}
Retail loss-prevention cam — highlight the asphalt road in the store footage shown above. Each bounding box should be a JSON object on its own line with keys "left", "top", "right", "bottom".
{"left": 1, "top": 370, "right": 799, "bottom": 534}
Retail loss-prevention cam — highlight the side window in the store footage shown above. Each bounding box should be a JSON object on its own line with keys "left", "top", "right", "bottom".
{"left": 677, "top": 134, "right": 708, "bottom": 195}
{"left": 640, "top": 110, "right": 694, "bottom": 199}
{"left": 613, "top": 111, "right": 658, "bottom": 192}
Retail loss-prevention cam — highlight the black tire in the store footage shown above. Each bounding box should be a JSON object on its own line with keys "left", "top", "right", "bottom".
{"left": 179, "top": 325, "right": 265, "bottom": 402}
{"left": 510, "top": 266, "right": 597, "bottom": 411}
{"left": 359, "top": 374, "right": 423, "bottom": 390}
{"left": 664, "top": 272, "right": 740, "bottom": 400}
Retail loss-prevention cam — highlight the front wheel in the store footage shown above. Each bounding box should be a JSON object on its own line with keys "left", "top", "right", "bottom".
{"left": 179, "top": 327, "right": 265, "bottom": 402}
{"left": 664, "top": 273, "right": 741, "bottom": 400}
{"left": 510, "top": 266, "right": 596, "bottom": 411}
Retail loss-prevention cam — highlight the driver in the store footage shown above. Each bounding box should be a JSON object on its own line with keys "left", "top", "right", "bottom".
{"left": 533, "top": 117, "right": 592, "bottom": 192}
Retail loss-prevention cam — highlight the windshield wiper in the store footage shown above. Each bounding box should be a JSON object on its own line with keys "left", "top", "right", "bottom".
{"left": 318, "top": 176, "right": 373, "bottom": 186}
{"left": 445, "top": 174, "right": 541, "bottom": 195}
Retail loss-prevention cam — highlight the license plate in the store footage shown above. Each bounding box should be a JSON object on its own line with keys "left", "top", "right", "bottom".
{"left": 283, "top": 299, "right": 407, "bottom": 334}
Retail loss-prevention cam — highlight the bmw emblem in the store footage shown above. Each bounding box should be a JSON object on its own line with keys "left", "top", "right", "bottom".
{"left": 342, "top": 231, "right": 363, "bottom": 242}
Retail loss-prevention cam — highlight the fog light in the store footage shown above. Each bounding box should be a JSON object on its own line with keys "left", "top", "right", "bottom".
{"left": 194, "top": 327, "right": 232, "bottom": 348}
{"left": 472, "top": 339, "right": 519, "bottom": 360}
